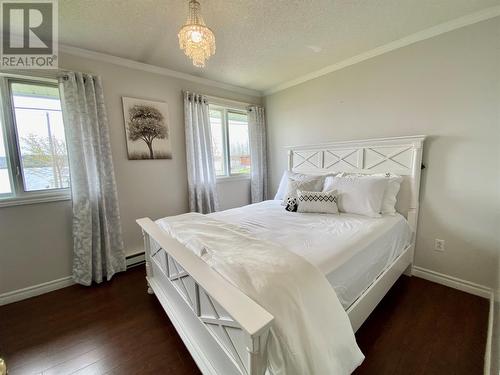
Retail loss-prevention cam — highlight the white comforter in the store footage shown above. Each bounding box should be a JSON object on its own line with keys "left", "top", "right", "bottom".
{"left": 211, "top": 200, "right": 412, "bottom": 308}
{"left": 157, "top": 213, "right": 364, "bottom": 375}
{"left": 211, "top": 200, "right": 411, "bottom": 276}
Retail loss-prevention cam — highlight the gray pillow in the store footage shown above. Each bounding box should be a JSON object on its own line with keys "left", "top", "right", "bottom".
{"left": 282, "top": 176, "right": 325, "bottom": 206}
{"left": 275, "top": 171, "right": 326, "bottom": 200}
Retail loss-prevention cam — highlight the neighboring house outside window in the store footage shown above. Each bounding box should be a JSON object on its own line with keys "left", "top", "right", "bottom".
{"left": 208, "top": 104, "right": 251, "bottom": 178}
{"left": 0, "top": 75, "right": 70, "bottom": 207}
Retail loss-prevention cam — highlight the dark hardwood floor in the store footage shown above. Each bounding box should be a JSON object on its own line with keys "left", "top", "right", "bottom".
{"left": 353, "top": 276, "right": 488, "bottom": 375}
{"left": 0, "top": 266, "right": 488, "bottom": 375}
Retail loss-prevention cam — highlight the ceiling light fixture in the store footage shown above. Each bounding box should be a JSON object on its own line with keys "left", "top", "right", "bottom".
{"left": 178, "top": 0, "right": 216, "bottom": 68}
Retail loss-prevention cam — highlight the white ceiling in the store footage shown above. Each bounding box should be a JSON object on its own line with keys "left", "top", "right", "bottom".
{"left": 59, "top": 0, "right": 499, "bottom": 93}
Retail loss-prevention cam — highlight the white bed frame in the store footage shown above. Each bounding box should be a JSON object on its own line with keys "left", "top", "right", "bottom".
{"left": 137, "top": 135, "right": 426, "bottom": 375}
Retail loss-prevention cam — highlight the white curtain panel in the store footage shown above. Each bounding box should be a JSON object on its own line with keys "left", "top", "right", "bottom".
{"left": 58, "top": 72, "right": 126, "bottom": 286}
{"left": 248, "top": 106, "right": 268, "bottom": 203}
{"left": 184, "top": 91, "right": 219, "bottom": 213}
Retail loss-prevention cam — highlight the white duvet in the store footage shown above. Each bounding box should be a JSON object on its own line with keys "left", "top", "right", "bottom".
{"left": 157, "top": 213, "right": 364, "bottom": 375}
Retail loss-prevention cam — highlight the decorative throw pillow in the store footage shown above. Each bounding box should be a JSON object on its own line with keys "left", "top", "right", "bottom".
{"left": 282, "top": 176, "right": 325, "bottom": 206}
{"left": 322, "top": 174, "right": 387, "bottom": 217}
{"left": 297, "top": 189, "right": 339, "bottom": 214}
{"left": 285, "top": 196, "right": 299, "bottom": 212}
{"left": 274, "top": 171, "right": 327, "bottom": 200}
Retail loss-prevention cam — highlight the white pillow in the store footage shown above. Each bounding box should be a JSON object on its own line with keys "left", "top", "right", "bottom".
{"left": 274, "top": 171, "right": 325, "bottom": 200}
{"left": 322, "top": 175, "right": 336, "bottom": 192}
{"left": 332, "top": 172, "right": 403, "bottom": 215}
{"left": 274, "top": 171, "right": 290, "bottom": 200}
{"left": 378, "top": 173, "right": 403, "bottom": 215}
{"left": 297, "top": 189, "right": 339, "bottom": 214}
{"left": 322, "top": 175, "right": 387, "bottom": 217}
{"left": 282, "top": 176, "right": 325, "bottom": 206}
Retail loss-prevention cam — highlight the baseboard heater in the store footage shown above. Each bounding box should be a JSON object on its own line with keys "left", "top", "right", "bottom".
{"left": 126, "top": 252, "right": 146, "bottom": 269}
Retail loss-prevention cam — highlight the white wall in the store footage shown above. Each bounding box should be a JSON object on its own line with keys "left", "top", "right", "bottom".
{"left": 265, "top": 18, "right": 500, "bottom": 289}
{"left": 494, "top": 242, "right": 500, "bottom": 374}
{"left": 217, "top": 178, "right": 251, "bottom": 211}
{"left": 0, "top": 52, "right": 257, "bottom": 295}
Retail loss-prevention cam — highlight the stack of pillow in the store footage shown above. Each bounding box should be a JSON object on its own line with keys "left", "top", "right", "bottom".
{"left": 275, "top": 171, "right": 403, "bottom": 217}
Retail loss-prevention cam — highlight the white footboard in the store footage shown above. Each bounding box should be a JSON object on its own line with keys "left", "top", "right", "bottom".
{"left": 137, "top": 218, "right": 273, "bottom": 375}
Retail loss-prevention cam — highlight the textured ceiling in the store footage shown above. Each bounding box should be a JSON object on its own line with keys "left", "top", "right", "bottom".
{"left": 59, "top": 0, "right": 499, "bottom": 92}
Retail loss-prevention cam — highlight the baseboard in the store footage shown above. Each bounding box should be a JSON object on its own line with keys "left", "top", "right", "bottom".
{"left": 0, "top": 253, "right": 146, "bottom": 307}
{"left": 484, "top": 291, "right": 494, "bottom": 375}
{"left": 412, "top": 266, "right": 492, "bottom": 299}
{"left": 0, "top": 260, "right": 491, "bottom": 306}
{"left": 0, "top": 276, "right": 75, "bottom": 306}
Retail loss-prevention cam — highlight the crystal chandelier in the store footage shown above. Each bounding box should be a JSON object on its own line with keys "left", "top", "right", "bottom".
{"left": 178, "top": 0, "right": 216, "bottom": 68}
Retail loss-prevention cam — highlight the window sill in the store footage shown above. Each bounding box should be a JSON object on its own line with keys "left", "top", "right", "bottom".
{"left": 216, "top": 175, "right": 251, "bottom": 183}
{"left": 0, "top": 191, "right": 71, "bottom": 208}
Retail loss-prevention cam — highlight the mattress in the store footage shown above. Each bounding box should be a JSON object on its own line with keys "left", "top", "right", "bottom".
{"left": 210, "top": 200, "right": 411, "bottom": 308}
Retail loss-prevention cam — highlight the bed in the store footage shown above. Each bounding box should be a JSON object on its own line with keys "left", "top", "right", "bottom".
{"left": 208, "top": 200, "right": 412, "bottom": 310}
{"left": 137, "top": 135, "right": 426, "bottom": 375}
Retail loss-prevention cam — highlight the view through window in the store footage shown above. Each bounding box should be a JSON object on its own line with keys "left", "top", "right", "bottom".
{"left": 209, "top": 108, "right": 225, "bottom": 176}
{"left": 0, "top": 78, "right": 70, "bottom": 202}
{"left": 209, "top": 105, "right": 250, "bottom": 177}
{"left": 0, "top": 122, "right": 10, "bottom": 195}
{"left": 11, "top": 83, "right": 70, "bottom": 191}
{"left": 227, "top": 111, "right": 250, "bottom": 175}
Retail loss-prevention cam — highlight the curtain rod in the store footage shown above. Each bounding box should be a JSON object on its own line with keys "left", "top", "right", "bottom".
{"left": 0, "top": 71, "right": 58, "bottom": 82}
{"left": 0, "top": 69, "right": 96, "bottom": 82}
{"left": 58, "top": 69, "right": 95, "bottom": 76}
{"left": 204, "top": 94, "right": 259, "bottom": 108}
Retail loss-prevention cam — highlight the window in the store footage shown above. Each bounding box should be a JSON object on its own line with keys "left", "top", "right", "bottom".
{"left": 209, "top": 105, "right": 250, "bottom": 178}
{"left": 0, "top": 119, "right": 10, "bottom": 196}
{"left": 0, "top": 76, "right": 70, "bottom": 205}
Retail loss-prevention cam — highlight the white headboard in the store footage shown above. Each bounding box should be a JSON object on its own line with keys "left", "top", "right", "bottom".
{"left": 286, "top": 135, "right": 426, "bottom": 234}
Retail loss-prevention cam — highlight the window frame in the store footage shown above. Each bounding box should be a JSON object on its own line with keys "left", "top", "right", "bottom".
{"left": 209, "top": 104, "right": 251, "bottom": 181}
{"left": 0, "top": 75, "right": 71, "bottom": 208}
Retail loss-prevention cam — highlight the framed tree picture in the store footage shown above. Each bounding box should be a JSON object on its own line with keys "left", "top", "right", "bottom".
{"left": 122, "top": 97, "right": 172, "bottom": 160}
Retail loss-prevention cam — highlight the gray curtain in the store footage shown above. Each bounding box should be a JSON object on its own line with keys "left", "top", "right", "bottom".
{"left": 58, "top": 72, "right": 126, "bottom": 286}
{"left": 184, "top": 91, "right": 219, "bottom": 213}
{"left": 248, "top": 106, "right": 268, "bottom": 203}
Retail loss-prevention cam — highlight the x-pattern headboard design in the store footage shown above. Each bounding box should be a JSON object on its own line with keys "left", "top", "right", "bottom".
{"left": 286, "top": 135, "right": 426, "bottom": 234}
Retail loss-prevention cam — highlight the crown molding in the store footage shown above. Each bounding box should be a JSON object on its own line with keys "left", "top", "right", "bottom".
{"left": 264, "top": 6, "right": 500, "bottom": 95}
{"left": 59, "top": 44, "right": 262, "bottom": 98}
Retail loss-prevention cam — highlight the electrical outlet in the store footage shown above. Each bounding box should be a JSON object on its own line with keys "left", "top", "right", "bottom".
{"left": 434, "top": 239, "right": 445, "bottom": 252}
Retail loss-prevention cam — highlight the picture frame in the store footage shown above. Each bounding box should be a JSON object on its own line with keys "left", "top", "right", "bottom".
{"left": 122, "top": 97, "right": 172, "bottom": 160}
